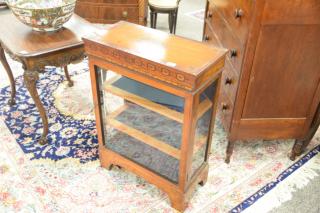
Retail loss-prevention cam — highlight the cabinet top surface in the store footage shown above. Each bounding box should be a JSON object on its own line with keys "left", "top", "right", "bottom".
{"left": 0, "top": 9, "right": 96, "bottom": 58}
{"left": 83, "top": 21, "right": 227, "bottom": 77}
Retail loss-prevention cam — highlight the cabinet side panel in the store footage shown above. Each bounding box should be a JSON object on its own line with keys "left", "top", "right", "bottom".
{"left": 242, "top": 25, "right": 320, "bottom": 119}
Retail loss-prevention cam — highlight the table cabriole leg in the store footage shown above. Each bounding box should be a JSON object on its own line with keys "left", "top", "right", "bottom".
{"left": 23, "top": 70, "right": 48, "bottom": 145}
{"left": 63, "top": 66, "right": 74, "bottom": 87}
{"left": 0, "top": 45, "right": 16, "bottom": 106}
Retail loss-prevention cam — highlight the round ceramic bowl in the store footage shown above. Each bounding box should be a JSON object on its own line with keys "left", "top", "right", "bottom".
{"left": 6, "top": 0, "right": 76, "bottom": 32}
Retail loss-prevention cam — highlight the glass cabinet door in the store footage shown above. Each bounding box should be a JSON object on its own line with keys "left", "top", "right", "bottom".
{"left": 96, "top": 68, "right": 185, "bottom": 184}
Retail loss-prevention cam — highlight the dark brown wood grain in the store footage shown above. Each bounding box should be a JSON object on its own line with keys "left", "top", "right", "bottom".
{"left": 74, "top": 0, "right": 148, "bottom": 25}
{"left": 0, "top": 10, "right": 96, "bottom": 58}
{"left": 0, "top": 9, "right": 93, "bottom": 144}
{"left": 209, "top": 0, "right": 253, "bottom": 44}
{"left": 203, "top": 0, "right": 320, "bottom": 163}
{"left": 290, "top": 104, "right": 320, "bottom": 160}
{"left": 83, "top": 21, "right": 227, "bottom": 91}
{"left": 205, "top": 9, "right": 244, "bottom": 74}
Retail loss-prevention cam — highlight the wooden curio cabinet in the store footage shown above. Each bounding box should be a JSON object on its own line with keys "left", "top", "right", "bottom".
{"left": 84, "top": 22, "right": 227, "bottom": 211}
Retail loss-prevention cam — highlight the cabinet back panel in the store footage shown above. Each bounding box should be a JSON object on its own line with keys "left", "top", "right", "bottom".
{"left": 243, "top": 25, "right": 320, "bottom": 118}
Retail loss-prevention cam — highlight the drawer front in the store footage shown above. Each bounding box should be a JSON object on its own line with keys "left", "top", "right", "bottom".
{"left": 203, "top": 25, "right": 220, "bottom": 47}
{"left": 75, "top": 2, "right": 139, "bottom": 23}
{"left": 205, "top": 11, "right": 244, "bottom": 74}
{"left": 208, "top": 0, "right": 252, "bottom": 44}
{"left": 221, "top": 58, "right": 239, "bottom": 103}
{"left": 218, "top": 89, "right": 234, "bottom": 132}
{"left": 204, "top": 26, "right": 239, "bottom": 104}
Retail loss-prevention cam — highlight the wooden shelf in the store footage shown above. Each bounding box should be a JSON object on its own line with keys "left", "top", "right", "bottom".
{"left": 104, "top": 75, "right": 213, "bottom": 122}
{"left": 104, "top": 75, "right": 184, "bottom": 123}
{"left": 108, "top": 116, "right": 181, "bottom": 159}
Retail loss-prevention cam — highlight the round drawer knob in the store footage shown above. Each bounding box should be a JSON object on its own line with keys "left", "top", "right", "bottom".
{"left": 234, "top": 8, "right": 244, "bottom": 19}
{"left": 222, "top": 103, "right": 229, "bottom": 111}
{"left": 208, "top": 11, "right": 213, "bottom": 18}
{"left": 225, "top": 77, "right": 233, "bottom": 85}
{"left": 122, "top": 11, "right": 128, "bottom": 18}
{"left": 230, "top": 49, "right": 238, "bottom": 58}
{"left": 204, "top": 35, "right": 210, "bottom": 41}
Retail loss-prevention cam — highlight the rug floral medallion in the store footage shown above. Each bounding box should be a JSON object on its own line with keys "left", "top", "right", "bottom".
{"left": 0, "top": 59, "right": 319, "bottom": 212}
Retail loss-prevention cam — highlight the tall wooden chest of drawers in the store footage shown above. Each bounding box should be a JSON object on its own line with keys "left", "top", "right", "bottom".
{"left": 203, "top": 0, "right": 320, "bottom": 162}
{"left": 75, "top": 0, "right": 148, "bottom": 25}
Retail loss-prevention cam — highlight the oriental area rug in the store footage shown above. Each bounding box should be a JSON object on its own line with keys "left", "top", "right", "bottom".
{"left": 0, "top": 59, "right": 319, "bottom": 213}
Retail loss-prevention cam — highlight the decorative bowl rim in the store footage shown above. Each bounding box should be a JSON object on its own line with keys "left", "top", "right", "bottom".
{"left": 6, "top": 0, "right": 76, "bottom": 10}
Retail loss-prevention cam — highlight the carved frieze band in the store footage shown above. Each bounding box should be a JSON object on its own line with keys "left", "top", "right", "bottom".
{"left": 0, "top": 42, "right": 86, "bottom": 72}
{"left": 85, "top": 42, "right": 195, "bottom": 90}
{"left": 27, "top": 49, "right": 86, "bottom": 71}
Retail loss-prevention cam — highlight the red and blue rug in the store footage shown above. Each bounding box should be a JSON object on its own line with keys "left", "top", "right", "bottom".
{"left": 0, "top": 60, "right": 319, "bottom": 212}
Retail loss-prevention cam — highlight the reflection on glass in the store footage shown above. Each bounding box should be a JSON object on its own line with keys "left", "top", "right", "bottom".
{"left": 96, "top": 69, "right": 185, "bottom": 183}
{"left": 190, "top": 80, "right": 217, "bottom": 178}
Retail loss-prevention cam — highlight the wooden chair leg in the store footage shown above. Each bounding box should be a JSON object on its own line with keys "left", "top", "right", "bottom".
{"left": 225, "top": 140, "right": 235, "bottom": 164}
{"left": 63, "top": 66, "right": 74, "bottom": 87}
{"left": 173, "top": 9, "right": 178, "bottom": 34}
{"left": 154, "top": 12, "right": 158, "bottom": 28}
{"left": 150, "top": 11, "right": 154, "bottom": 28}
{"left": 168, "top": 12, "right": 174, "bottom": 33}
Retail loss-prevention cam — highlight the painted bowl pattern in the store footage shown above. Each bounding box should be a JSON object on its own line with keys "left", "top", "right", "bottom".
{"left": 6, "top": 0, "right": 76, "bottom": 32}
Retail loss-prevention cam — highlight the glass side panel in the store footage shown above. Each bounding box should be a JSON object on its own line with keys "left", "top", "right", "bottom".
{"left": 190, "top": 80, "right": 217, "bottom": 178}
{"left": 96, "top": 69, "right": 184, "bottom": 184}
{"left": 190, "top": 109, "right": 212, "bottom": 177}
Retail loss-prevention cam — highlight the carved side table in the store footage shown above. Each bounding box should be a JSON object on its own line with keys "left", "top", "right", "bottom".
{"left": 0, "top": 9, "right": 96, "bottom": 144}
{"left": 84, "top": 21, "right": 227, "bottom": 211}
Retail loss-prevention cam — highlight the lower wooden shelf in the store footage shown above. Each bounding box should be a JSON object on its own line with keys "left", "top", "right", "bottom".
{"left": 105, "top": 101, "right": 211, "bottom": 183}
{"left": 107, "top": 116, "right": 181, "bottom": 159}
